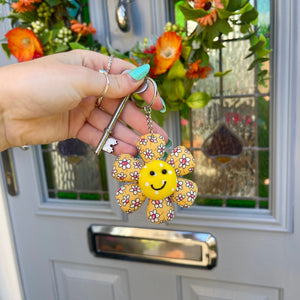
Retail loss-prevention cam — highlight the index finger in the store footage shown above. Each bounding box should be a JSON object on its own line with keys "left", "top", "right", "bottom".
{"left": 73, "top": 50, "right": 165, "bottom": 111}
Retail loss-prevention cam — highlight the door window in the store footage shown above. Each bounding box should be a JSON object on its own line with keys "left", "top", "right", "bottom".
{"left": 179, "top": 0, "right": 271, "bottom": 211}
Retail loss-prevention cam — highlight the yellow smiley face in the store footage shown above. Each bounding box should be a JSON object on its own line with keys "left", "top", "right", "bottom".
{"left": 138, "top": 160, "right": 177, "bottom": 200}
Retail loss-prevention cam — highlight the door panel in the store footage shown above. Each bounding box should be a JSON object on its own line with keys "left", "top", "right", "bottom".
{"left": 53, "top": 261, "right": 130, "bottom": 300}
{"left": 2, "top": 0, "right": 300, "bottom": 300}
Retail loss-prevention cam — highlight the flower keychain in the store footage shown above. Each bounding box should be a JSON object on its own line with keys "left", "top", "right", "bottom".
{"left": 111, "top": 78, "right": 198, "bottom": 224}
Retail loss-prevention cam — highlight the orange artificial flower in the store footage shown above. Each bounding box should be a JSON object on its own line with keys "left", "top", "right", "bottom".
{"left": 11, "top": 0, "right": 41, "bottom": 13}
{"left": 186, "top": 59, "right": 212, "bottom": 79}
{"left": 70, "top": 20, "right": 96, "bottom": 36}
{"left": 153, "top": 31, "right": 182, "bottom": 75}
{"left": 194, "top": 0, "right": 224, "bottom": 26}
{"left": 5, "top": 28, "right": 43, "bottom": 62}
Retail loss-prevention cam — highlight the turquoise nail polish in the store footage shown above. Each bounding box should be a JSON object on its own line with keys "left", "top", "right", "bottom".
{"left": 128, "top": 64, "right": 150, "bottom": 81}
{"left": 166, "top": 139, "right": 173, "bottom": 149}
{"left": 160, "top": 97, "right": 166, "bottom": 113}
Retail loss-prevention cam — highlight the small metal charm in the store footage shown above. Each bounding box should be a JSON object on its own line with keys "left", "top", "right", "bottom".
{"left": 102, "top": 137, "right": 118, "bottom": 154}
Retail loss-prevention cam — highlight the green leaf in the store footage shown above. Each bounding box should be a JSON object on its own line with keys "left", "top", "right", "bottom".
{"left": 186, "top": 92, "right": 211, "bottom": 109}
{"left": 10, "top": 11, "right": 37, "bottom": 23}
{"left": 238, "top": 2, "right": 253, "bottom": 15}
{"left": 216, "top": 8, "right": 233, "bottom": 19}
{"left": 161, "top": 80, "right": 179, "bottom": 101}
{"left": 240, "top": 7, "right": 258, "bottom": 23}
{"left": 249, "top": 40, "right": 265, "bottom": 52}
{"left": 69, "top": 42, "right": 87, "bottom": 50}
{"left": 221, "top": 0, "right": 230, "bottom": 9}
{"left": 167, "top": 99, "right": 184, "bottom": 111}
{"left": 45, "top": 0, "right": 60, "bottom": 6}
{"left": 167, "top": 60, "right": 186, "bottom": 80}
{"left": 54, "top": 44, "right": 69, "bottom": 53}
{"left": 257, "top": 69, "right": 268, "bottom": 77}
{"left": 39, "top": 31, "right": 51, "bottom": 46}
{"left": 226, "top": 0, "right": 245, "bottom": 12}
{"left": 215, "top": 19, "right": 233, "bottom": 35}
{"left": 174, "top": 79, "right": 186, "bottom": 98}
{"left": 240, "top": 24, "right": 248, "bottom": 34}
{"left": 248, "top": 57, "right": 269, "bottom": 70}
{"left": 179, "top": 4, "right": 208, "bottom": 21}
{"left": 214, "top": 69, "right": 232, "bottom": 77}
{"left": 1, "top": 43, "right": 11, "bottom": 59}
{"left": 181, "top": 44, "right": 192, "bottom": 62}
{"left": 193, "top": 47, "right": 209, "bottom": 66}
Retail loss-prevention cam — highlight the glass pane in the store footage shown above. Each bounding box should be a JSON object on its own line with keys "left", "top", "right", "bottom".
{"left": 180, "top": 0, "right": 271, "bottom": 211}
{"left": 222, "top": 40, "right": 255, "bottom": 96}
{"left": 42, "top": 140, "right": 109, "bottom": 201}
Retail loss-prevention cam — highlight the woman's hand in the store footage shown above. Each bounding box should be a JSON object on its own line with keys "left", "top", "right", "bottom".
{"left": 0, "top": 50, "right": 167, "bottom": 155}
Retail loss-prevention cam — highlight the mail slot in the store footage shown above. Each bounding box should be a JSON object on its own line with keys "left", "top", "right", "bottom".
{"left": 88, "top": 225, "right": 217, "bottom": 269}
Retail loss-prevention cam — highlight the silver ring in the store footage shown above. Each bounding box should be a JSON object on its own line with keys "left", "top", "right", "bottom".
{"left": 146, "top": 77, "right": 158, "bottom": 109}
{"left": 96, "top": 55, "right": 113, "bottom": 108}
{"left": 135, "top": 78, "right": 148, "bottom": 94}
{"left": 96, "top": 70, "right": 109, "bottom": 107}
{"left": 107, "top": 54, "right": 113, "bottom": 73}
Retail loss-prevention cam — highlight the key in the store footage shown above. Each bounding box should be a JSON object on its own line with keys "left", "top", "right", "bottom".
{"left": 95, "top": 94, "right": 130, "bottom": 155}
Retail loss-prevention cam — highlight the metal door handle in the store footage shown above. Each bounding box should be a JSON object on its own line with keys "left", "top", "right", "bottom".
{"left": 115, "top": 0, "right": 131, "bottom": 32}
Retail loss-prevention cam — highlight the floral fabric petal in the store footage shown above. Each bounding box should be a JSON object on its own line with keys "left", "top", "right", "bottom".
{"left": 136, "top": 133, "right": 166, "bottom": 163}
{"left": 116, "top": 183, "right": 146, "bottom": 214}
{"left": 166, "top": 146, "right": 195, "bottom": 176}
{"left": 172, "top": 178, "right": 198, "bottom": 207}
{"left": 147, "top": 197, "right": 175, "bottom": 224}
{"left": 112, "top": 154, "right": 144, "bottom": 182}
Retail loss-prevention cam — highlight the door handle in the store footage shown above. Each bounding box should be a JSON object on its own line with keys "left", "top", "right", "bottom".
{"left": 115, "top": 0, "right": 131, "bottom": 32}
{"left": 1, "top": 149, "right": 18, "bottom": 196}
{"left": 88, "top": 225, "right": 217, "bottom": 269}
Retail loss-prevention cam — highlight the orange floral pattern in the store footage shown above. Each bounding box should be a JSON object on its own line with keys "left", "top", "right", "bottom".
{"left": 5, "top": 28, "right": 43, "bottom": 62}
{"left": 194, "top": 0, "right": 224, "bottom": 26}
{"left": 11, "top": 0, "right": 41, "bottom": 13}
{"left": 186, "top": 59, "right": 212, "bottom": 79}
{"left": 70, "top": 20, "right": 96, "bottom": 36}
{"left": 153, "top": 31, "right": 182, "bottom": 75}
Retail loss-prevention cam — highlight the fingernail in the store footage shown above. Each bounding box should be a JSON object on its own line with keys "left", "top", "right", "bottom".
{"left": 128, "top": 64, "right": 150, "bottom": 81}
{"left": 160, "top": 97, "right": 166, "bottom": 113}
{"left": 166, "top": 139, "right": 173, "bottom": 149}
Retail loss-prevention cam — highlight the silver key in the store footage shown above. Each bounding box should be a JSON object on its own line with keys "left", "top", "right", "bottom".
{"left": 95, "top": 94, "right": 130, "bottom": 155}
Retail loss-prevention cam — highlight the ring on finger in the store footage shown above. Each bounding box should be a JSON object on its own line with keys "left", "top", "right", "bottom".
{"left": 96, "top": 70, "right": 109, "bottom": 107}
{"left": 145, "top": 77, "right": 158, "bottom": 109}
{"left": 96, "top": 55, "right": 114, "bottom": 108}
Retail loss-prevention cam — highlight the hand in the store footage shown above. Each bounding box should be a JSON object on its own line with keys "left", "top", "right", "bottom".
{"left": 0, "top": 50, "right": 167, "bottom": 155}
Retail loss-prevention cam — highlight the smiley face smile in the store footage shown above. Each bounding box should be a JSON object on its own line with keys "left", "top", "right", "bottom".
{"left": 139, "top": 160, "right": 177, "bottom": 200}
{"left": 151, "top": 181, "right": 166, "bottom": 191}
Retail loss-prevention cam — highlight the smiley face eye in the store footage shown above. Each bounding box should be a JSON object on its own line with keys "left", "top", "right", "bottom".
{"left": 162, "top": 169, "right": 167, "bottom": 174}
{"left": 150, "top": 171, "right": 155, "bottom": 176}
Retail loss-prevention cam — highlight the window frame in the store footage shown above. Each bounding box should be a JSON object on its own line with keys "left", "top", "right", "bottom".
{"left": 163, "top": 0, "right": 295, "bottom": 232}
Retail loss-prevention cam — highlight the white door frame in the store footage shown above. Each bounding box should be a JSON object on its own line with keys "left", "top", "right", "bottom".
{"left": 0, "top": 172, "right": 24, "bottom": 300}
